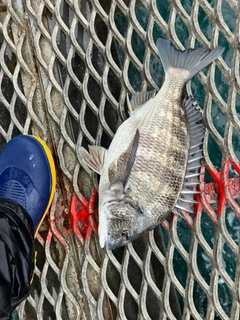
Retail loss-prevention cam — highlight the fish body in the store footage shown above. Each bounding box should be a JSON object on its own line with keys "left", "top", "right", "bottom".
{"left": 79, "top": 39, "right": 224, "bottom": 250}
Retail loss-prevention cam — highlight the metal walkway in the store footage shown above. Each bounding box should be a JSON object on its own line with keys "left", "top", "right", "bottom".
{"left": 0, "top": 0, "right": 239, "bottom": 319}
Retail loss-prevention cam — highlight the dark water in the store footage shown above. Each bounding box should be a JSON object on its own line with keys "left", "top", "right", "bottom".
{"left": 114, "top": 0, "right": 239, "bottom": 318}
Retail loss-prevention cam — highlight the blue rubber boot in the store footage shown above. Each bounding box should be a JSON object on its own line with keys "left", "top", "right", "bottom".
{"left": 0, "top": 135, "right": 56, "bottom": 236}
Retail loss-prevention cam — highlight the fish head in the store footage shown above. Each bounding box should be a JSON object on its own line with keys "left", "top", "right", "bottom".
{"left": 99, "top": 202, "right": 153, "bottom": 250}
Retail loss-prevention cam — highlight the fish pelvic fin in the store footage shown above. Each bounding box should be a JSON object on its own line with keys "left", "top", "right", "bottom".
{"left": 78, "top": 145, "right": 107, "bottom": 174}
{"left": 156, "top": 38, "right": 224, "bottom": 82}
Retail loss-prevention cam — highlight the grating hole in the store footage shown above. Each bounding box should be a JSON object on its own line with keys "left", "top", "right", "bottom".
{"left": 68, "top": 81, "right": 82, "bottom": 113}
{"left": 128, "top": 61, "right": 142, "bottom": 91}
{"left": 218, "top": 277, "right": 232, "bottom": 317}
{"left": 149, "top": 53, "right": 164, "bottom": 88}
{"left": 87, "top": 74, "right": 101, "bottom": 106}
{"left": 206, "top": 0, "right": 214, "bottom": 6}
{"left": 14, "top": 97, "right": 28, "bottom": 127}
{"left": 198, "top": 6, "right": 212, "bottom": 42}
{"left": 152, "top": 22, "right": 166, "bottom": 43}
{"left": 114, "top": 10, "right": 128, "bottom": 38}
{"left": 146, "top": 286, "right": 161, "bottom": 319}
{"left": 104, "top": 99, "right": 118, "bottom": 134}
{"left": 135, "top": 6, "right": 149, "bottom": 30}
{"left": 173, "top": 248, "right": 188, "bottom": 288}
{"left": 218, "top": 31, "right": 232, "bottom": 68}
{"left": 30, "top": 274, "right": 41, "bottom": 303}
{"left": 128, "top": 257, "right": 142, "bottom": 294}
{"left": 232, "top": 128, "right": 240, "bottom": 160}
{"left": 236, "top": 92, "right": 240, "bottom": 120}
{"left": 193, "top": 280, "right": 208, "bottom": 319}
{"left": 225, "top": 206, "right": 239, "bottom": 246}
{"left": 56, "top": 28, "right": 70, "bottom": 60}
{"left": 159, "top": 223, "right": 169, "bottom": 248}
{"left": 95, "top": 14, "right": 108, "bottom": 46}
{"left": 1, "top": 73, "right": 14, "bottom": 103}
{"left": 124, "top": 289, "right": 138, "bottom": 320}
{"left": 228, "top": 163, "right": 239, "bottom": 178}
{"left": 59, "top": 0, "right": 74, "bottom": 30}
{"left": 232, "top": 127, "right": 240, "bottom": 161}
{"left": 201, "top": 211, "right": 215, "bottom": 249}
{"left": 180, "top": 0, "right": 192, "bottom": 15}
{"left": 107, "top": 68, "right": 121, "bottom": 101}
{"left": 156, "top": 0, "right": 170, "bottom": 23}
{"left": 91, "top": 44, "right": 105, "bottom": 76}
{"left": 25, "top": 300, "right": 38, "bottom": 320}
{"left": 61, "top": 295, "right": 70, "bottom": 320}
{"left": 176, "top": 217, "right": 192, "bottom": 252}
{"left": 0, "top": 101, "right": 10, "bottom": 132}
{"left": 207, "top": 133, "right": 223, "bottom": 171}
{"left": 100, "top": 129, "right": 112, "bottom": 149}
{"left": 46, "top": 265, "right": 61, "bottom": 300}
{"left": 71, "top": 52, "right": 86, "bottom": 84}
{"left": 110, "top": 39, "right": 122, "bottom": 68}
{"left": 204, "top": 166, "right": 215, "bottom": 183}
{"left": 211, "top": 100, "right": 226, "bottom": 138}
{"left": 214, "top": 66, "right": 229, "bottom": 103}
{"left": 151, "top": 251, "right": 165, "bottom": 292}
{"left": 221, "top": 236, "right": 237, "bottom": 281}
{"left": 67, "top": 111, "right": 79, "bottom": 142}
{"left": 42, "top": 297, "right": 56, "bottom": 320}
{"left": 191, "top": 75, "right": 205, "bottom": 108}
{"left": 84, "top": 105, "right": 98, "bottom": 140}
{"left": 55, "top": 57, "right": 66, "bottom": 87}
{"left": 197, "top": 243, "right": 212, "bottom": 285}
{"left": 115, "top": 39, "right": 125, "bottom": 68}
{"left": 131, "top": 29, "right": 145, "bottom": 64}
{"left": 75, "top": 21, "right": 90, "bottom": 52}
{"left": 221, "top": 0, "right": 235, "bottom": 33}
{"left": 35, "top": 235, "right": 46, "bottom": 271}
{"left": 174, "top": 14, "right": 189, "bottom": 48}
{"left": 4, "top": 50, "right": 16, "bottom": 75}
{"left": 106, "top": 260, "right": 121, "bottom": 297}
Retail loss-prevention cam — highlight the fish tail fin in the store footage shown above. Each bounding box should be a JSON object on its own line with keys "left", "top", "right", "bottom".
{"left": 156, "top": 38, "right": 224, "bottom": 81}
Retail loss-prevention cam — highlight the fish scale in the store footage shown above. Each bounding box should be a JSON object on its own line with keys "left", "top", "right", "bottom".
{"left": 78, "top": 38, "right": 224, "bottom": 250}
{"left": 123, "top": 84, "right": 188, "bottom": 223}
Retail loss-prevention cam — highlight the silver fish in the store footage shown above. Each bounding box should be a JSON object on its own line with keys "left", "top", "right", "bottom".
{"left": 79, "top": 38, "right": 224, "bottom": 250}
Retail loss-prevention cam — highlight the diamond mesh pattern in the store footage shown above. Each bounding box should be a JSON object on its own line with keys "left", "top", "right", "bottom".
{"left": 0, "top": 0, "right": 240, "bottom": 319}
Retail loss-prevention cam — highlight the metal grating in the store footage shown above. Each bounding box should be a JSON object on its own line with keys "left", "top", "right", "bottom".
{"left": 0, "top": 0, "right": 240, "bottom": 319}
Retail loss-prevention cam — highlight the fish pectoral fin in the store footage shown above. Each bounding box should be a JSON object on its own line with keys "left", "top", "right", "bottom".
{"left": 108, "top": 129, "right": 140, "bottom": 187}
{"left": 78, "top": 146, "right": 107, "bottom": 174}
{"left": 127, "top": 91, "right": 156, "bottom": 114}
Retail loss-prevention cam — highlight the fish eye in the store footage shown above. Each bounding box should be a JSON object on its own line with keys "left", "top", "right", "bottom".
{"left": 121, "top": 232, "right": 129, "bottom": 240}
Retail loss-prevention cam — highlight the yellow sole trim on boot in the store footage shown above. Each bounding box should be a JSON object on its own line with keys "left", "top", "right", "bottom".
{"left": 31, "top": 136, "right": 56, "bottom": 238}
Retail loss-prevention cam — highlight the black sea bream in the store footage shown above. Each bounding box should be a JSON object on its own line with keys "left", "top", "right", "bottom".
{"left": 79, "top": 38, "right": 224, "bottom": 250}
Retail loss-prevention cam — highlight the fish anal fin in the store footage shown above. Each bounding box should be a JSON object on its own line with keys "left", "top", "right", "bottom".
{"left": 78, "top": 146, "right": 107, "bottom": 174}
{"left": 108, "top": 129, "right": 140, "bottom": 187}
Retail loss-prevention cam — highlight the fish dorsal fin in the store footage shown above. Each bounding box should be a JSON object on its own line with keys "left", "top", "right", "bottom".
{"left": 108, "top": 129, "right": 140, "bottom": 187}
{"left": 174, "top": 96, "right": 204, "bottom": 214}
{"left": 127, "top": 91, "right": 156, "bottom": 114}
{"left": 78, "top": 145, "right": 107, "bottom": 175}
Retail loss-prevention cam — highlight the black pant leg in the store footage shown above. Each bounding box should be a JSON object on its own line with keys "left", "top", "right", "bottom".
{"left": 0, "top": 200, "right": 35, "bottom": 319}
